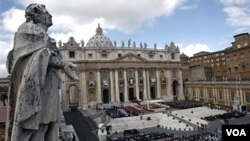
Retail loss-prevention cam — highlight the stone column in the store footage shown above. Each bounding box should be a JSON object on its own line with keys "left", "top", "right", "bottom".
{"left": 110, "top": 69, "right": 115, "bottom": 102}
{"left": 178, "top": 70, "right": 184, "bottom": 100}
{"left": 146, "top": 70, "right": 150, "bottom": 99}
{"left": 97, "top": 70, "right": 102, "bottom": 103}
{"left": 81, "top": 70, "right": 87, "bottom": 109}
{"left": 204, "top": 87, "right": 208, "bottom": 103}
{"left": 115, "top": 69, "right": 120, "bottom": 102}
{"left": 223, "top": 87, "right": 227, "bottom": 105}
{"left": 135, "top": 69, "right": 140, "bottom": 100}
{"left": 124, "top": 69, "right": 129, "bottom": 102}
{"left": 226, "top": 88, "right": 230, "bottom": 106}
{"left": 243, "top": 92, "right": 246, "bottom": 104}
{"left": 143, "top": 69, "right": 147, "bottom": 100}
{"left": 156, "top": 69, "right": 161, "bottom": 99}
{"left": 239, "top": 88, "right": 243, "bottom": 105}
{"left": 166, "top": 70, "right": 173, "bottom": 101}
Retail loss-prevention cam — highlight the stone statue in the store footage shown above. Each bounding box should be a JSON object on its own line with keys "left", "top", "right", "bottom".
{"left": 165, "top": 43, "right": 169, "bottom": 49}
{"left": 140, "top": 42, "right": 143, "bottom": 48}
{"left": 144, "top": 42, "right": 147, "bottom": 48}
{"left": 114, "top": 41, "right": 116, "bottom": 47}
{"left": 5, "top": 3, "right": 78, "bottom": 141}
{"left": 128, "top": 39, "right": 131, "bottom": 47}
{"left": 133, "top": 41, "right": 136, "bottom": 48}
{"left": 80, "top": 39, "right": 84, "bottom": 47}
{"left": 58, "top": 40, "right": 62, "bottom": 47}
{"left": 121, "top": 40, "right": 125, "bottom": 47}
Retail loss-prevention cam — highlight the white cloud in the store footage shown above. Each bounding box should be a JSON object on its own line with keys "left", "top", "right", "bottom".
{"left": 180, "top": 43, "right": 212, "bottom": 57}
{"left": 16, "top": 0, "right": 187, "bottom": 33}
{"left": 220, "top": 0, "right": 248, "bottom": 6}
{"left": 0, "top": 41, "right": 12, "bottom": 77}
{"left": 220, "top": 0, "right": 250, "bottom": 30}
{"left": 0, "top": 0, "right": 193, "bottom": 77}
{"left": 1, "top": 8, "right": 25, "bottom": 33}
{"left": 223, "top": 6, "right": 250, "bottom": 27}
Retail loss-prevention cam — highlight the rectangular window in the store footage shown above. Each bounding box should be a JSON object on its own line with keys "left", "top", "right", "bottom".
{"left": 231, "top": 91, "right": 235, "bottom": 100}
{"left": 118, "top": 53, "right": 122, "bottom": 57}
{"left": 171, "top": 53, "right": 175, "bottom": 59}
{"left": 200, "top": 89, "right": 203, "bottom": 97}
{"left": 137, "top": 54, "right": 141, "bottom": 57}
{"left": 246, "top": 95, "right": 250, "bottom": 103}
{"left": 219, "top": 90, "right": 223, "bottom": 99}
{"left": 208, "top": 89, "right": 212, "bottom": 98}
{"left": 69, "top": 51, "right": 75, "bottom": 58}
{"left": 102, "top": 54, "right": 107, "bottom": 58}
{"left": 149, "top": 54, "right": 154, "bottom": 59}
{"left": 88, "top": 53, "right": 93, "bottom": 59}
{"left": 160, "top": 55, "right": 163, "bottom": 59}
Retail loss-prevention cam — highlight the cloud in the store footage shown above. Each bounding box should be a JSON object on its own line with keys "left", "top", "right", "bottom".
{"left": 220, "top": 0, "right": 250, "bottom": 33}
{"left": 180, "top": 43, "right": 212, "bottom": 57}
{"left": 0, "top": 0, "right": 193, "bottom": 77}
{"left": 0, "top": 41, "right": 12, "bottom": 77}
{"left": 16, "top": 0, "right": 187, "bottom": 33}
{"left": 180, "top": 4, "right": 197, "bottom": 10}
{"left": 219, "top": 0, "right": 248, "bottom": 6}
{"left": 1, "top": 8, "right": 25, "bottom": 33}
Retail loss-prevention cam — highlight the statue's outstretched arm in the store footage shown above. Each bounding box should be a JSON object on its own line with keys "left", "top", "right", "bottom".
{"left": 49, "top": 55, "right": 78, "bottom": 80}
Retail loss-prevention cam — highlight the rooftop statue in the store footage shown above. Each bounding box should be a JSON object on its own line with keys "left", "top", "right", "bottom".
{"left": 121, "top": 40, "right": 125, "bottom": 47}
{"left": 133, "top": 41, "right": 136, "bottom": 48}
{"left": 5, "top": 3, "right": 78, "bottom": 141}
{"left": 128, "top": 39, "right": 131, "bottom": 47}
{"left": 81, "top": 39, "right": 84, "bottom": 47}
{"left": 154, "top": 43, "right": 157, "bottom": 49}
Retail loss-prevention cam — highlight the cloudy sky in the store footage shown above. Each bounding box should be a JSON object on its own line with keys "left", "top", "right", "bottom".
{"left": 0, "top": 0, "right": 250, "bottom": 77}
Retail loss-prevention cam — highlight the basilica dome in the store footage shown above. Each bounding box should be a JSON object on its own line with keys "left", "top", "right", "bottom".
{"left": 86, "top": 24, "right": 113, "bottom": 48}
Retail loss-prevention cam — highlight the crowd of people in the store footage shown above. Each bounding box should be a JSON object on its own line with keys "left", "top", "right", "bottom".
{"left": 172, "top": 133, "right": 221, "bottom": 141}
{"left": 105, "top": 106, "right": 141, "bottom": 118}
{"left": 110, "top": 131, "right": 220, "bottom": 141}
{"left": 110, "top": 130, "right": 174, "bottom": 141}
{"left": 204, "top": 110, "right": 246, "bottom": 121}
{"left": 162, "top": 100, "right": 203, "bottom": 109}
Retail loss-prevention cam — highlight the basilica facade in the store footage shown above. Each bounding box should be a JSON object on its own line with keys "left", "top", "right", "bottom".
{"left": 59, "top": 24, "right": 184, "bottom": 110}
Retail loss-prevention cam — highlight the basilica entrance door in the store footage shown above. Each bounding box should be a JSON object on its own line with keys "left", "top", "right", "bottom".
{"left": 129, "top": 88, "right": 135, "bottom": 101}
{"left": 102, "top": 89, "right": 109, "bottom": 103}
{"left": 173, "top": 80, "right": 178, "bottom": 100}
{"left": 150, "top": 87, "right": 156, "bottom": 99}
{"left": 139, "top": 91, "right": 143, "bottom": 100}
{"left": 120, "top": 93, "right": 124, "bottom": 102}
{"left": 69, "top": 85, "right": 79, "bottom": 108}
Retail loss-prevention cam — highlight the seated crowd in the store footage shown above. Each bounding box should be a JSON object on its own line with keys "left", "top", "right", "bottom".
{"left": 110, "top": 130, "right": 220, "bottom": 141}
{"left": 110, "top": 129, "right": 174, "bottom": 141}
{"left": 105, "top": 106, "right": 141, "bottom": 118}
{"left": 172, "top": 133, "right": 221, "bottom": 141}
{"left": 204, "top": 110, "right": 246, "bottom": 121}
{"left": 162, "top": 100, "right": 203, "bottom": 109}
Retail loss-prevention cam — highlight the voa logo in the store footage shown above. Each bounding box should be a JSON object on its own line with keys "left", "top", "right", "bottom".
{"left": 226, "top": 129, "right": 246, "bottom": 136}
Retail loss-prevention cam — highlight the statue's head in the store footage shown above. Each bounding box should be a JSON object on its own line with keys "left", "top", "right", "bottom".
{"left": 25, "top": 3, "right": 53, "bottom": 28}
